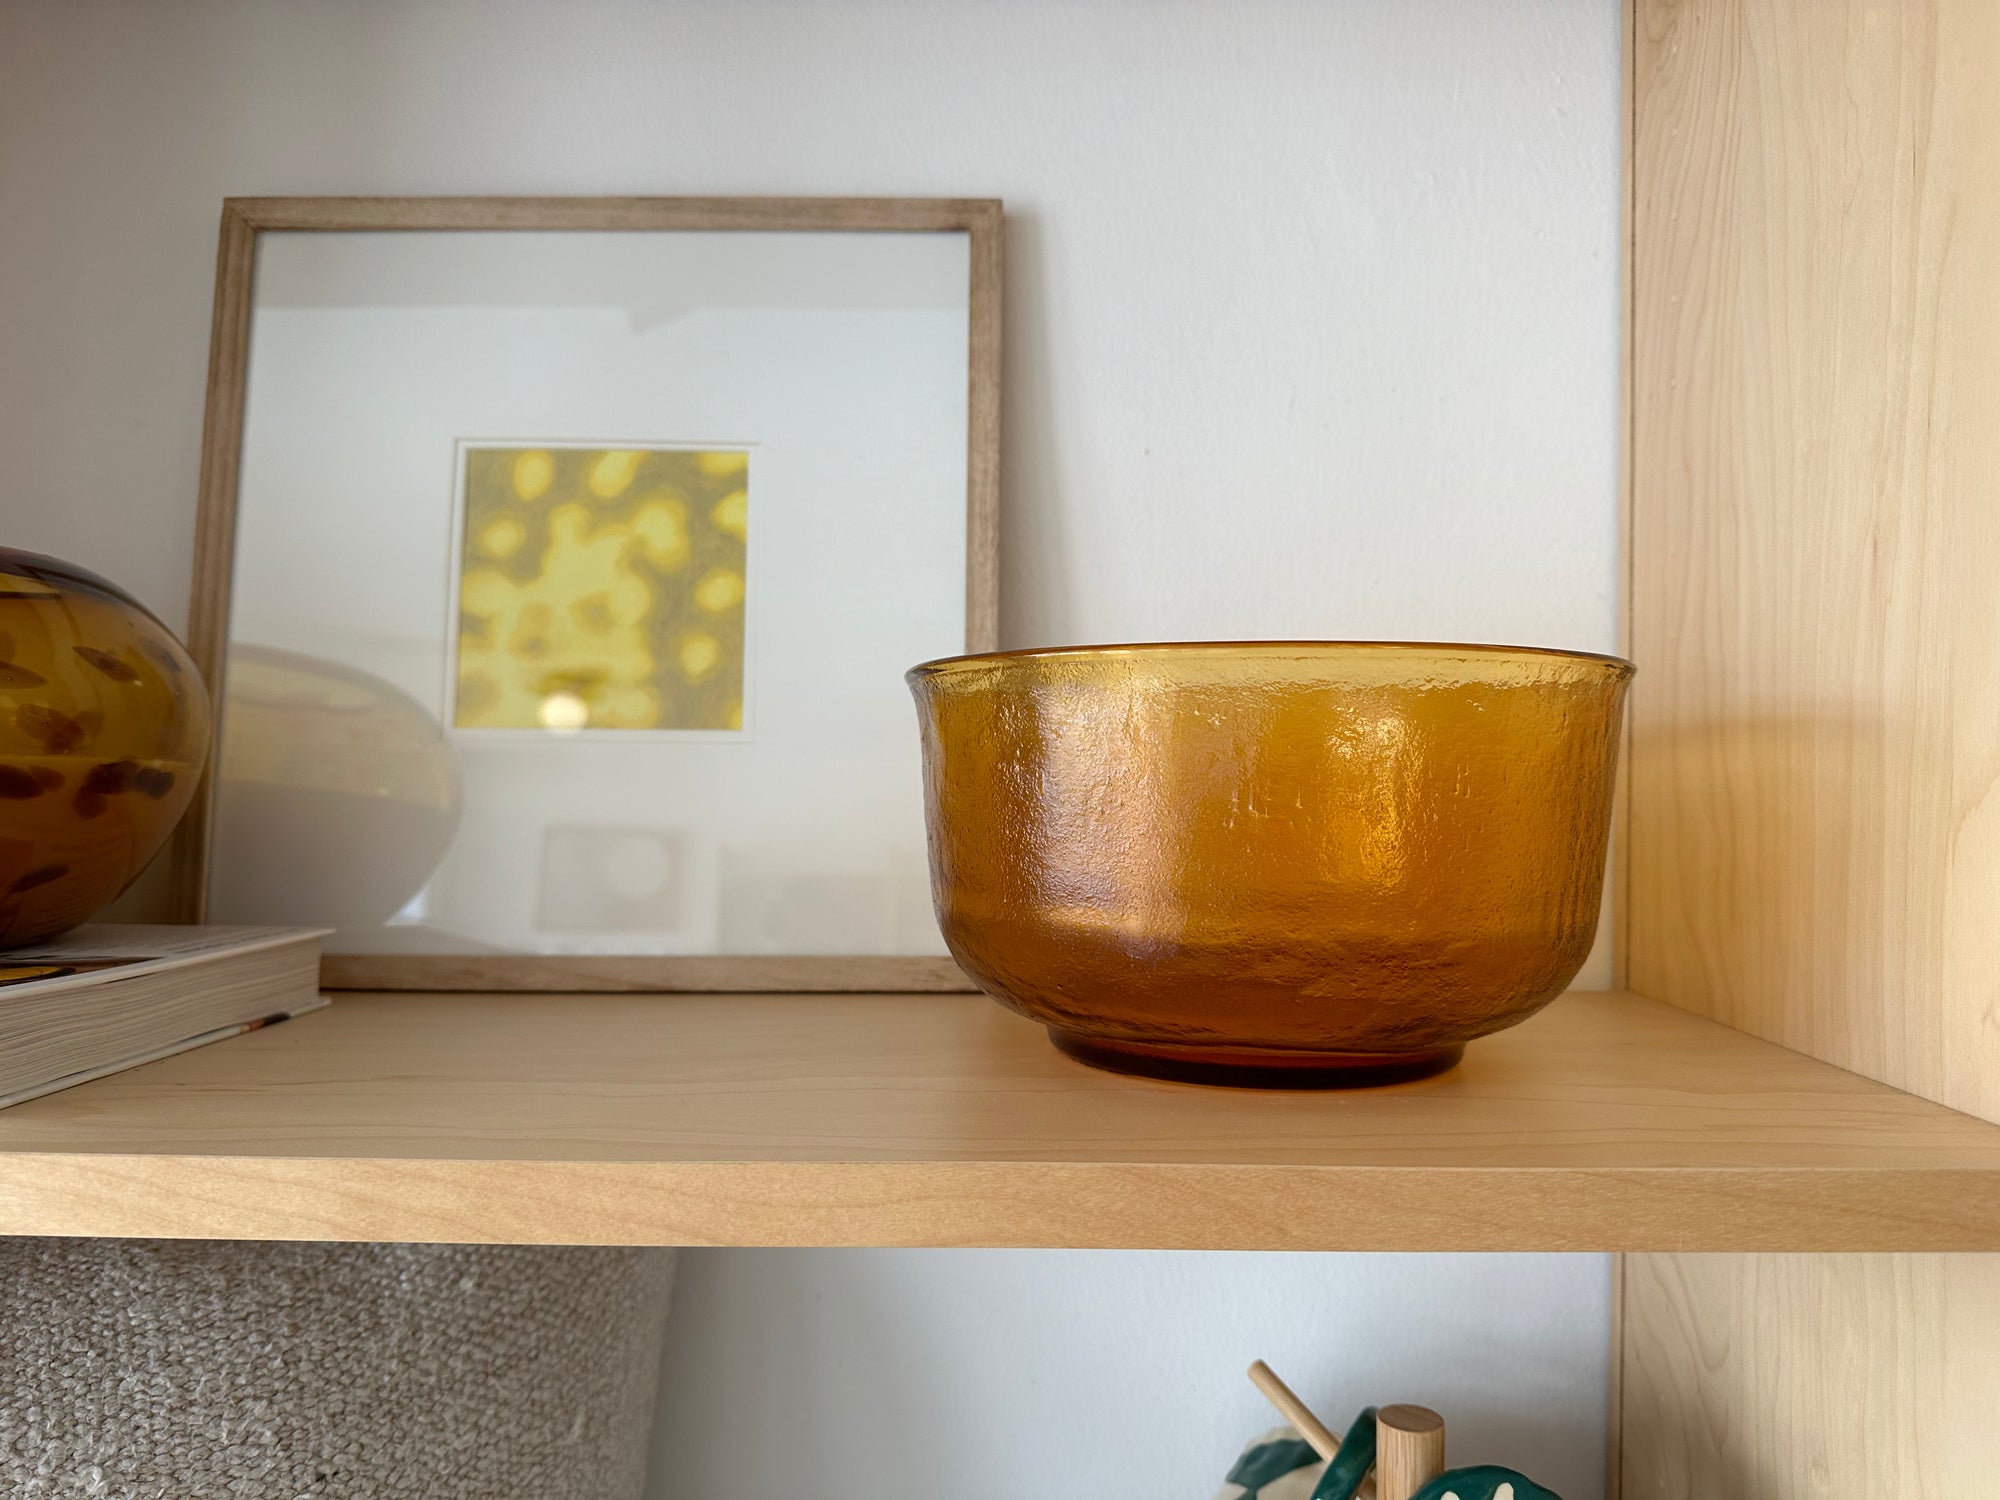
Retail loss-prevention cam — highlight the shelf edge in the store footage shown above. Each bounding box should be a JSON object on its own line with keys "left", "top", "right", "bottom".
{"left": 4, "top": 1156, "right": 1997, "bottom": 1251}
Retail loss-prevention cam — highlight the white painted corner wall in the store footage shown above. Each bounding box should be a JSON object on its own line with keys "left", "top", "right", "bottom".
{"left": 0, "top": 1, "right": 1621, "bottom": 1496}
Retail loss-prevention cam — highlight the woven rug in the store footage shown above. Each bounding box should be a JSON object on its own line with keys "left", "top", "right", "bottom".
{"left": 0, "top": 1238, "right": 676, "bottom": 1498}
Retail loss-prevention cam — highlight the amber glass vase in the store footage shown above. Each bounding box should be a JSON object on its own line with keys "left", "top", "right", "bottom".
{"left": 0, "top": 549, "right": 210, "bottom": 947}
{"left": 908, "top": 642, "right": 1632, "bottom": 1087}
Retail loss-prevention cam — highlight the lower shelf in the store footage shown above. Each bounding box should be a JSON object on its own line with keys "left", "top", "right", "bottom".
{"left": 1, "top": 988, "right": 1997, "bottom": 1250}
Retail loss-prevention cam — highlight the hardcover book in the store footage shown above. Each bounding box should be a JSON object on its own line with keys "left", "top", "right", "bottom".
{"left": 0, "top": 924, "right": 327, "bottom": 1108}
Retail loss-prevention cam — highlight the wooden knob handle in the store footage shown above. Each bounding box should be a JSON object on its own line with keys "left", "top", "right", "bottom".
{"left": 1375, "top": 1404, "right": 1445, "bottom": 1500}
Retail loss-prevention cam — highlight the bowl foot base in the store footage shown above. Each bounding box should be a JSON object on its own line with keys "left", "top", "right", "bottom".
{"left": 1047, "top": 1030, "right": 1464, "bottom": 1089}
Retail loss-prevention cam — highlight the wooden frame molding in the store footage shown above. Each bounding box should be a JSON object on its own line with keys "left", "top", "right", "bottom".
{"left": 168, "top": 196, "right": 1001, "bottom": 993}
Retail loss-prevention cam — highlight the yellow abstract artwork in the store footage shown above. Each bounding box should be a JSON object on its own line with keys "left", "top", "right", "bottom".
{"left": 452, "top": 446, "right": 748, "bottom": 732}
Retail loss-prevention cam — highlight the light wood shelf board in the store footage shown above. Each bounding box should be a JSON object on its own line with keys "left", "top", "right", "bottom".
{"left": 2, "top": 990, "right": 1998, "bottom": 1250}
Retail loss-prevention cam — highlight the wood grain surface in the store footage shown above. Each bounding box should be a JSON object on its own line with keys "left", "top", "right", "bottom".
{"left": 166, "top": 201, "right": 257, "bottom": 923}
{"left": 1628, "top": 0, "right": 2000, "bottom": 1121}
{"left": 2, "top": 990, "right": 1999, "bottom": 1249}
{"left": 1375, "top": 1405, "right": 1447, "bottom": 1500}
{"left": 319, "top": 953, "right": 978, "bottom": 994}
{"left": 1621, "top": 1253, "right": 2000, "bottom": 1499}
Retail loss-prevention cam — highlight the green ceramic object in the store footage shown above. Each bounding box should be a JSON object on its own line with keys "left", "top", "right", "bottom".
{"left": 1308, "top": 1408, "right": 1379, "bottom": 1500}
{"left": 1224, "top": 1435, "right": 1320, "bottom": 1497}
{"left": 1223, "top": 1409, "right": 1564, "bottom": 1500}
{"left": 1409, "top": 1465, "right": 1563, "bottom": 1500}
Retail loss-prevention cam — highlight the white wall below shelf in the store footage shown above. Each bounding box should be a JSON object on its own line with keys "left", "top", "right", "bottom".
{"left": 652, "top": 1250, "right": 1610, "bottom": 1500}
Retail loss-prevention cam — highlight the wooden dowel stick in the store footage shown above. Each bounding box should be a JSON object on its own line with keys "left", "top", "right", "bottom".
{"left": 1375, "top": 1405, "right": 1446, "bottom": 1500}
{"left": 1246, "top": 1360, "right": 1341, "bottom": 1460}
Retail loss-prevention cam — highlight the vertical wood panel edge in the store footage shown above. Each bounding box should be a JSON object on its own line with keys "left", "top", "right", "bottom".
{"left": 1611, "top": 0, "right": 1638, "bottom": 995}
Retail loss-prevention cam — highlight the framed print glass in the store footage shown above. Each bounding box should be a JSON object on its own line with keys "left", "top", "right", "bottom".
{"left": 171, "top": 198, "right": 1000, "bottom": 990}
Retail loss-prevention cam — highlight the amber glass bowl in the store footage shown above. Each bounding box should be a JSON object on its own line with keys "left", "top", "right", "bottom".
{"left": 908, "top": 642, "right": 1632, "bottom": 1087}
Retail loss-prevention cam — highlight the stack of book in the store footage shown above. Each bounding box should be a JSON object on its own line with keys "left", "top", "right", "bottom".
{"left": 0, "top": 925, "right": 327, "bottom": 1108}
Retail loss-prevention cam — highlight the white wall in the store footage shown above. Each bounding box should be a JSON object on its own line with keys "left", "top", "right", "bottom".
{"left": 655, "top": 1251, "right": 1609, "bottom": 1500}
{"left": 0, "top": 2, "right": 1622, "bottom": 1497}
{"left": 223, "top": 232, "right": 970, "bottom": 954}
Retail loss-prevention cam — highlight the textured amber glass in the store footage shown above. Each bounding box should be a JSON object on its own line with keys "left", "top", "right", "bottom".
{"left": 0, "top": 549, "right": 211, "bottom": 947}
{"left": 909, "top": 642, "right": 1632, "bottom": 1086}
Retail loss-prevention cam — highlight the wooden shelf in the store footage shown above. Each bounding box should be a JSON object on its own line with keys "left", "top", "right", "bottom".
{"left": 1, "top": 988, "right": 1997, "bottom": 1251}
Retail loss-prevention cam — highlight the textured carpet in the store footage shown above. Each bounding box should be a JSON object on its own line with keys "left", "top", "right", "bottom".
{"left": 0, "top": 1238, "right": 676, "bottom": 1499}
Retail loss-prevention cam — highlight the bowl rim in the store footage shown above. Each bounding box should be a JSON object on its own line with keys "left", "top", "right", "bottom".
{"left": 908, "top": 639, "right": 1636, "bottom": 680}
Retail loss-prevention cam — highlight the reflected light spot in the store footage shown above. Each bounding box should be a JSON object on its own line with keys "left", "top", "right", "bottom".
{"left": 538, "top": 690, "right": 589, "bottom": 731}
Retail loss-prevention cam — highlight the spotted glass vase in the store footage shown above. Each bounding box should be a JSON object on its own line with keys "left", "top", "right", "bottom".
{"left": 0, "top": 548, "right": 210, "bottom": 947}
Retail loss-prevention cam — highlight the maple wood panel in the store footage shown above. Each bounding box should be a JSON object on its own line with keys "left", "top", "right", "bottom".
{"left": 1627, "top": 0, "right": 2000, "bottom": 1122}
{"left": 1623, "top": 3, "right": 2000, "bottom": 1490}
{"left": 1621, "top": 1254, "right": 2000, "bottom": 1498}
{"left": 1, "top": 991, "right": 1999, "bottom": 1248}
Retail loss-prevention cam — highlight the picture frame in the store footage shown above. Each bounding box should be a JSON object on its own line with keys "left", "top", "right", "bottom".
{"left": 169, "top": 196, "right": 1001, "bottom": 992}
